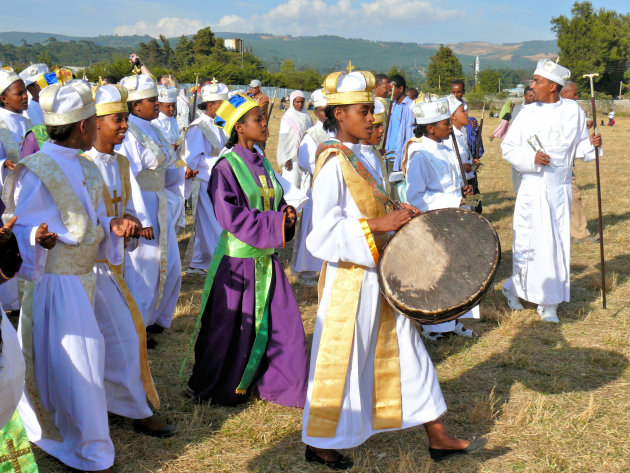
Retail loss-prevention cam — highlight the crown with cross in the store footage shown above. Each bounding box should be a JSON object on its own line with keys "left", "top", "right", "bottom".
{"left": 323, "top": 60, "right": 375, "bottom": 106}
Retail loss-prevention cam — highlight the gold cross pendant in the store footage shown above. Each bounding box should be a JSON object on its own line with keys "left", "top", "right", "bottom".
{"left": 258, "top": 176, "right": 275, "bottom": 211}
{"left": 111, "top": 189, "right": 122, "bottom": 216}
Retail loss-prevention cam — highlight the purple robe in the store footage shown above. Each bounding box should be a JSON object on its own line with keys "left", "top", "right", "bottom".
{"left": 188, "top": 144, "right": 308, "bottom": 407}
{"left": 20, "top": 132, "right": 41, "bottom": 158}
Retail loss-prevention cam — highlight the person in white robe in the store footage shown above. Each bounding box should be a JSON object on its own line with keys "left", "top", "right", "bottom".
{"left": 181, "top": 81, "right": 228, "bottom": 274}
{"left": 501, "top": 59, "right": 602, "bottom": 323}
{"left": 277, "top": 90, "right": 313, "bottom": 188}
{"left": 4, "top": 80, "right": 143, "bottom": 472}
{"left": 116, "top": 74, "right": 182, "bottom": 332}
{"left": 406, "top": 97, "right": 478, "bottom": 340}
{"left": 0, "top": 69, "right": 32, "bottom": 312}
{"left": 290, "top": 88, "right": 330, "bottom": 286}
{"left": 176, "top": 89, "right": 190, "bottom": 131}
{"left": 302, "top": 68, "right": 485, "bottom": 469}
{"left": 19, "top": 63, "right": 48, "bottom": 126}
{"left": 153, "top": 85, "right": 186, "bottom": 231}
{"left": 87, "top": 84, "right": 174, "bottom": 437}
{"left": 510, "top": 86, "right": 535, "bottom": 194}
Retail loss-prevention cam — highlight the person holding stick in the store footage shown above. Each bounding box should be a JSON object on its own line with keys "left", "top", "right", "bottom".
{"left": 501, "top": 59, "right": 602, "bottom": 322}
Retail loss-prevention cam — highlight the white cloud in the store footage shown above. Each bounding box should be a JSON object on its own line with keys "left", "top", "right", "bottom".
{"left": 212, "top": 0, "right": 461, "bottom": 36}
{"left": 113, "top": 17, "right": 205, "bottom": 37}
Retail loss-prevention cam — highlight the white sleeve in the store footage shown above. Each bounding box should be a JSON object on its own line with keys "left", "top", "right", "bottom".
{"left": 298, "top": 133, "right": 318, "bottom": 174}
{"left": 126, "top": 170, "right": 152, "bottom": 228}
{"left": 501, "top": 112, "right": 541, "bottom": 173}
{"left": 183, "top": 127, "right": 209, "bottom": 178}
{"left": 95, "top": 196, "right": 124, "bottom": 266}
{"left": 306, "top": 156, "right": 378, "bottom": 268}
{"left": 116, "top": 133, "right": 158, "bottom": 176}
{"left": 406, "top": 152, "right": 462, "bottom": 211}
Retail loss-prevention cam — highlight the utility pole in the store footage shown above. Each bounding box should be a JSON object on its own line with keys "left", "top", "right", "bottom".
{"left": 498, "top": 77, "right": 501, "bottom": 93}
{"left": 620, "top": 80, "right": 623, "bottom": 99}
{"left": 438, "top": 75, "right": 441, "bottom": 91}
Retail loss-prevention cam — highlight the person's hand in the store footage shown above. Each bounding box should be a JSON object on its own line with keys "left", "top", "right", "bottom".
{"left": 284, "top": 205, "right": 297, "bottom": 227}
{"left": 534, "top": 151, "right": 551, "bottom": 166}
{"left": 36, "top": 223, "right": 57, "bottom": 249}
{"left": 0, "top": 216, "right": 17, "bottom": 246}
{"left": 367, "top": 209, "right": 415, "bottom": 232}
{"left": 110, "top": 216, "right": 142, "bottom": 238}
{"left": 473, "top": 158, "right": 481, "bottom": 164}
{"left": 462, "top": 184, "right": 473, "bottom": 197}
{"left": 140, "top": 227, "right": 155, "bottom": 240}
{"left": 463, "top": 163, "right": 473, "bottom": 173}
{"left": 398, "top": 203, "right": 421, "bottom": 215}
{"left": 185, "top": 167, "right": 198, "bottom": 180}
{"left": 173, "top": 143, "right": 179, "bottom": 151}
{"left": 129, "top": 53, "right": 140, "bottom": 65}
{"left": 586, "top": 119, "right": 593, "bottom": 129}
{"left": 284, "top": 160, "right": 293, "bottom": 171}
{"left": 3, "top": 159, "right": 15, "bottom": 171}
{"left": 590, "top": 132, "right": 602, "bottom": 148}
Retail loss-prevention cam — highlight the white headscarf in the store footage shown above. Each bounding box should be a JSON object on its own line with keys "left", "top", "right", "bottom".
{"left": 277, "top": 90, "right": 314, "bottom": 166}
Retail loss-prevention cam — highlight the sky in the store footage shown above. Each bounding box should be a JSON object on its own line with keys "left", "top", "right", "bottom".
{"left": 1, "top": 0, "right": 628, "bottom": 44}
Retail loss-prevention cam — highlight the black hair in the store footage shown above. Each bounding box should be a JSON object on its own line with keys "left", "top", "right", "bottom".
{"left": 127, "top": 101, "right": 135, "bottom": 114}
{"left": 0, "top": 92, "right": 4, "bottom": 108}
{"left": 103, "top": 75, "right": 118, "bottom": 85}
{"left": 323, "top": 104, "right": 345, "bottom": 133}
{"left": 451, "top": 79, "right": 465, "bottom": 91}
{"left": 197, "top": 101, "right": 209, "bottom": 111}
{"left": 413, "top": 123, "right": 435, "bottom": 138}
{"left": 375, "top": 73, "right": 389, "bottom": 86}
{"left": 524, "top": 85, "right": 533, "bottom": 93}
{"left": 47, "top": 123, "right": 77, "bottom": 141}
{"left": 224, "top": 113, "right": 250, "bottom": 149}
{"left": 389, "top": 74, "right": 406, "bottom": 91}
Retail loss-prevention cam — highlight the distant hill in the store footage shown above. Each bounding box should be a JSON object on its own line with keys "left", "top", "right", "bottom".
{"left": 0, "top": 31, "right": 557, "bottom": 78}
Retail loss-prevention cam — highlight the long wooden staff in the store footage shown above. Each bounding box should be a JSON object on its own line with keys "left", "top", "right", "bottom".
{"left": 450, "top": 131, "right": 469, "bottom": 189}
{"left": 266, "top": 87, "right": 278, "bottom": 122}
{"left": 189, "top": 73, "right": 199, "bottom": 123}
{"left": 583, "top": 73, "right": 606, "bottom": 308}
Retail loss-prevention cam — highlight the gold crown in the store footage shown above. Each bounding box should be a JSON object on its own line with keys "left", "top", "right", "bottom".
{"left": 323, "top": 61, "right": 375, "bottom": 106}
{"left": 92, "top": 84, "right": 129, "bottom": 116}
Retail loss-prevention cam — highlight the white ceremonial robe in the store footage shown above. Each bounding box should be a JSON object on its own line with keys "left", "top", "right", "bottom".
{"left": 0, "top": 107, "right": 31, "bottom": 311}
{"left": 153, "top": 112, "right": 185, "bottom": 230}
{"left": 303, "top": 141, "right": 446, "bottom": 449}
{"left": 453, "top": 125, "right": 475, "bottom": 181}
{"left": 290, "top": 121, "right": 331, "bottom": 276}
{"left": 25, "top": 99, "right": 44, "bottom": 126}
{"left": 116, "top": 114, "right": 182, "bottom": 329}
{"left": 182, "top": 114, "right": 225, "bottom": 270}
{"left": 176, "top": 92, "right": 190, "bottom": 131}
{"left": 277, "top": 103, "right": 313, "bottom": 188}
{"left": 11, "top": 142, "right": 123, "bottom": 471}
{"left": 85, "top": 148, "right": 153, "bottom": 419}
{"left": 406, "top": 137, "right": 479, "bottom": 333}
{"left": 0, "top": 308, "right": 25, "bottom": 429}
{"left": 501, "top": 98, "right": 598, "bottom": 306}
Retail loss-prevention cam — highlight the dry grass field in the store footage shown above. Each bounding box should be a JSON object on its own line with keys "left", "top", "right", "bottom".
{"left": 33, "top": 108, "right": 629, "bottom": 473}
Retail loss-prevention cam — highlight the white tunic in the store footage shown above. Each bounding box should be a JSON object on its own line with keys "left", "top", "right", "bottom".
{"left": 182, "top": 114, "right": 225, "bottom": 269}
{"left": 303, "top": 141, "right": 446, "bottom": 449}
{"left": 12, "top": 142, "right": 123, "bottom": 471}
{"left": 25, "top": 99, "right": 44, "bottom": 126}
{"left": 0, "top": 308, "right": 25, "bottom": 429}
{"left": 116, "top": 115, "right": 182, "bottom": 329}
{"left": 290, "top": 121, "right": 331, "bottom": 276}
{"left": 501, "top": 98, "right": 597, "bottom": 306}
{"left": 453, "top": 125, "right": 475, "bottom": 180}
{"left": 85, "top": 148, "right": 153, "bottom": 419}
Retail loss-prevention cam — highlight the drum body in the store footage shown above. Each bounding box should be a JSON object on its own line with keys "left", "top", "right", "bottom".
{"left": 378, "top": 208, "right": 500, "bottom": 324}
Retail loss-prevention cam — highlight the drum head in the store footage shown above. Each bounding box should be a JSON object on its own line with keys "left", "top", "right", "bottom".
{"left": 378, "top": 208, "right": 500, "bottom": 324}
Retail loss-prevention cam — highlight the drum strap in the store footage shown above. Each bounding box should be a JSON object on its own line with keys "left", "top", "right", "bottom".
{"left": 307, "top": 146, "right": 402, "bottom": 438}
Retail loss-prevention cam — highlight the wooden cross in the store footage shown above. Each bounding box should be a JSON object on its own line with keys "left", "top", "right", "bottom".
{"left": 258, "top": 176, "right": 275, "bottom": 211}
{"left": 346, "top": 60, "right": 355, "bottom": 73}
{"left": 111, "top": 189, "right": 122, "bottom": 216}
{"left": 0, "top": 438, "right": 32, "bottom": 473}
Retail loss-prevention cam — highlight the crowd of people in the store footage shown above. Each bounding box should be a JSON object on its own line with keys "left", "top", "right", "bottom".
{"left": 0, "top": 54, "right": 602, "bottom": 472}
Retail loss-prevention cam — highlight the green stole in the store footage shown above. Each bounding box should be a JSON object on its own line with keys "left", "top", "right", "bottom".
{"left": 180, "top": 151, "right": 284, "bottom": 393}
{"left": 0, "top": 410, "right": 38, "bottom": 472}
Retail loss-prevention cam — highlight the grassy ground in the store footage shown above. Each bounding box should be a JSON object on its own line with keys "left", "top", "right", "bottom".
{"left": 33, "top": 110, "right": 629, "bottom": 473}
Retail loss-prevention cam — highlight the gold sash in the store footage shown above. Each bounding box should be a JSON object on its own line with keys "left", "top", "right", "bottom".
{"left": 306, "top": 146, "right": 402, "bottom": 438}
{"left": 0, "top": 114, "right": 31, "bottom": 164}
{"left": 87, "top": 153, "right": 161, "bottom": 410}
{"left": 2, "top": 151, "right": 106, "bottom": 442}
{"left": 401, "top": 137, "right": 423, "bottom": 177}
{"left": 126, "top": 121, "right": 175, "bottom": 309}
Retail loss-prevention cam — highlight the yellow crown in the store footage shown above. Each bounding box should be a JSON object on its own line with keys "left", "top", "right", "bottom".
{"left": 214, "top": 93, "right": 261, "bottom": 135}
{"left": 323, "top": 61, "right": 375, "bottom": 106}
{"left": 373, "top": 97, "right": 387, "bottom": 125}
{"left": 91, "top": 84, "right": 129, "bottom": 116}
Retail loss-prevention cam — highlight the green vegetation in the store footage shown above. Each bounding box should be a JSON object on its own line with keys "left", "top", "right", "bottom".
{"left": 426, "top": 45, "right": 463, "bottom": 92}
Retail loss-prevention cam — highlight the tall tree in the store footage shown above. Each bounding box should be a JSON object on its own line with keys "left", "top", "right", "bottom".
{"left": 552, "top": 1, "right": 630, "bottom": 96}
{"left": 426, "top": 45, "right": 463, "bottom": 91}
{"left": 192, "top": 27, "right": 215, "bottom": 57}
{"left": 174, "top": 35, "right": 194, "bottom": 69}
{"left": 160, "top": 35, "right": 174, "bottom": 70}
{"left": 478, "top": 68, "right": 501, "bottom": 93}
{"left": 138, "top": 39, "right": 165, "bottom": 68}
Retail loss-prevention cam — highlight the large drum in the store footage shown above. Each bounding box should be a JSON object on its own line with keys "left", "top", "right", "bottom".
{"left": 378, "top": 208, "right": 500, "bottom": 324}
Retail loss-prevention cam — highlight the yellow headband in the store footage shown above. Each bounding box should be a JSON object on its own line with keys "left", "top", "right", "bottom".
{"left": 92, "top": 84, "right": 129, "bottom": 116}
{"left": 214, "top": 93, "right": 260, "bottom": 135}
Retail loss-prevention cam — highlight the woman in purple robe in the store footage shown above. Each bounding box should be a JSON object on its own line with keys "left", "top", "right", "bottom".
{"left": 183, "top": 93, "right": 308, "bottom": 408}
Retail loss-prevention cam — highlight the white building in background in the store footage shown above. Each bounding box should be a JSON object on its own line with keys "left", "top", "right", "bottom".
{"left": 224, "top": 38, "right": 243, "bottom": 52}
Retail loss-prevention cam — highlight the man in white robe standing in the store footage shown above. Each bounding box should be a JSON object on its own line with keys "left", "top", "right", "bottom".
{"left": 117, "top": 74, "right": 183, "bottom": 333}
{"left": 290, "top": 88, "right": 331, "bottom": 286}
{"left": 277, "top": 90, "right": 313, "bottom": 188}
{"left": 181, "top": 81, "right": 228, "bottom": 274}
{"left": 19, "top": 64, "right": 48, "bottom": 126}
{"left": 501, "top": 59, "right": 602, "bottom": 322}
{"left": 4, "top": 80, "right": 142, "bottom": 472}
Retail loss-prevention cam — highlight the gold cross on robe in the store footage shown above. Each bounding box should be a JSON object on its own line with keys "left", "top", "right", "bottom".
{"left": 0, "top": 438, "right": 32, "bottom": 473}
{"left": 111, "top": 189, "right": 122, "bottom": 217}
{"left": 258, "top": 176, "right": 275, "bottom": 211}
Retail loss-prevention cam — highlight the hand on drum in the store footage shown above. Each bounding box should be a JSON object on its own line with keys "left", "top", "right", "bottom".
{"left": 368, "top": 204, "right": 419, "bottom": 232}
